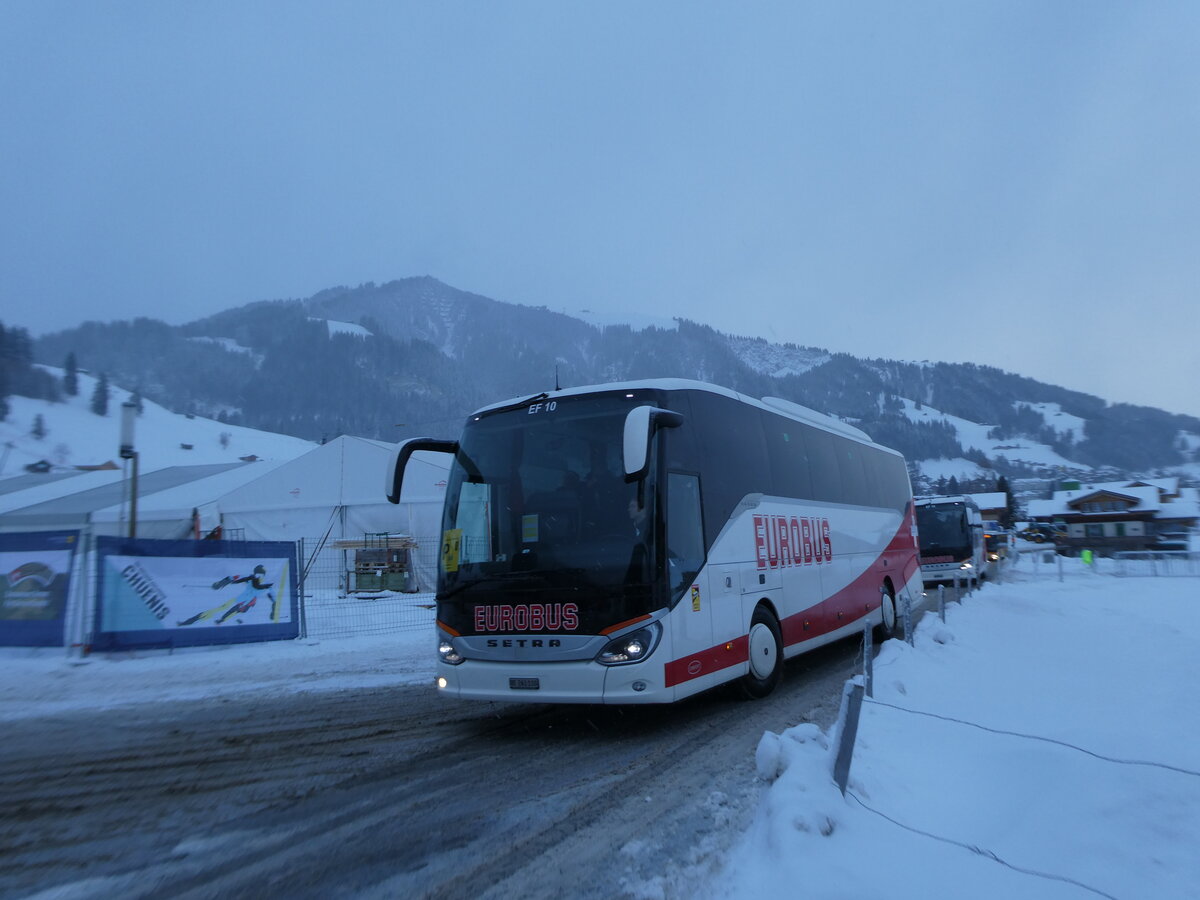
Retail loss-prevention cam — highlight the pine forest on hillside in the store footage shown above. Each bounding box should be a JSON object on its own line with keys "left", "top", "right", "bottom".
{"left": 11, "top": 277, "right": 1200, "bottom": 481}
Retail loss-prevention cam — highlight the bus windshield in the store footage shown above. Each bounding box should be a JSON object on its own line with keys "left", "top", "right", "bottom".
{"left": 916, "top": 504, "right": 971, "bottom": 555}
{"left": 438, "top": 392, "right": 659, "bottom": 629}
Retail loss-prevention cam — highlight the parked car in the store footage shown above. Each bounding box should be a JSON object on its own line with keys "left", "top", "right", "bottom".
{"left": 1018, "top": 525, "right": 1067, "bottom": 544}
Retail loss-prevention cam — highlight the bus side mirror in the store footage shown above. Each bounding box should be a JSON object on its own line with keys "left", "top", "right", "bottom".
{"left": 623, "top": 406, "right": 683, "bottom": 481}
{"left": 386, "top": 437, "right": 458, "bottom": 504}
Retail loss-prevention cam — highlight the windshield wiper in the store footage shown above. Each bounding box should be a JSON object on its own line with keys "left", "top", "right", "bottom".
{"left": 439, "top": 567, "right": 591, "bottom": 600}
{"left": 438, "top": 569, "right": 545, "bottom": 600}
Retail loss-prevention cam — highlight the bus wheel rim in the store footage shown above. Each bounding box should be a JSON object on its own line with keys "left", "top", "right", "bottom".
{"left": 882, "top": 593, "right": 896, "bottom": 630}
{"left": 748, "top": 623, "right": 777, "bottom": 679}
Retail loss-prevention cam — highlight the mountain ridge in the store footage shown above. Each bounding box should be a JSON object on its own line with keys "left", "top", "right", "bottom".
{"left": 21, "top": 276, "right": 1200, "bottom": 488}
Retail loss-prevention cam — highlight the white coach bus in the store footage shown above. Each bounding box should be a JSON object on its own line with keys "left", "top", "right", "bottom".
{"left": 386, "top": 379, "right": 922, "bottom": 704}
{"left": 914, "top": 495, "right": 985, "bottom": 583}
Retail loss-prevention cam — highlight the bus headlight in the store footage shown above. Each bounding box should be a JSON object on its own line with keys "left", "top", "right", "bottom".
{"left": 438, "top": 638, "right": 465, "bottom": 666}
{"left": 596, "top": 622, "right": 662, "bottom": 666}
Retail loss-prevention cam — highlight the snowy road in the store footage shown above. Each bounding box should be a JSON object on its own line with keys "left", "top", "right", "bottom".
{"left": 1, "top": 636, "right": 865, "bottom": 899}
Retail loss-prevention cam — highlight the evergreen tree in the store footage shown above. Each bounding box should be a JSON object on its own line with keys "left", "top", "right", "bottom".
{"left": 63, "top": 353, "right": 79, "bottom": 396}
{"left": 31, "top": 413, "right": 46, "bottom": 440}
{"left": 997, "top": 475, "right": 1019, "bottom": 528}
{"left": 90, "top": 372, "right": 110, "bottom": 416}
{"left": 947, "top": 475, "right": 960, "bottom": 495}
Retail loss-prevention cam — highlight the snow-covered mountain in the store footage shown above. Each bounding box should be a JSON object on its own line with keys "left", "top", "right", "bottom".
{"left": 26, "top": 276, "right": 1200, "bottom": 483}
{"left": 0, "top": 368, "right": 315, "bottom": 479}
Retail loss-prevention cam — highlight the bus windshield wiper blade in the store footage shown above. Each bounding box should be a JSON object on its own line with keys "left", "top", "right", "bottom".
{"left": 439, "top": 569, "right": 549, "bottom": 599}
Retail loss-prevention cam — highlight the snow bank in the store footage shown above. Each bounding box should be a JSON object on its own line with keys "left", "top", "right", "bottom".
{"left": 711, "top": 565, "right": 1200, "bottom": 899}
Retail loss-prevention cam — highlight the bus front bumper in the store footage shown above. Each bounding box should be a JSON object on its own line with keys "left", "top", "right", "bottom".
{"left": 436, "top": 657, "right": 671, "bottom": 704}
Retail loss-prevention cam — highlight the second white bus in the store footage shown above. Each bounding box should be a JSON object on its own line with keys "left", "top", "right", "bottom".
{"left": 914, "top": 495, "right": 985, "bottom": 583}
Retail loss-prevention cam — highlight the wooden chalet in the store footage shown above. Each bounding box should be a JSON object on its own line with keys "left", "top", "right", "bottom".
{"left": 1027, "top": 477, "right": 1198, "bottom": 555}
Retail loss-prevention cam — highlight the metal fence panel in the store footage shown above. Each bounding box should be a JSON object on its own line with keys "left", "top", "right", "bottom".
{"left": 1112, "top": 550, "right": 1200, "bottom": 577}
{"left": 298, "top": 533, "right": 440, "bottom": 639}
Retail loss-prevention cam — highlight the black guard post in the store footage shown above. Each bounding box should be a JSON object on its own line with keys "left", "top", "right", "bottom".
{"left": 832, "top": 680, "right": 865, "bottom": 796}
{"left": 862, "top": 617, "right": 873, "bottom": 698}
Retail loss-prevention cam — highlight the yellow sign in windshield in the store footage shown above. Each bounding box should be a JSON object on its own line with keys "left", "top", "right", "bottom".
{"left": 441, "top": 529, "right": 462, "bottom": 573}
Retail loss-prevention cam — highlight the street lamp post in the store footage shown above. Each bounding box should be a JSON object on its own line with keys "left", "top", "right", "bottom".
{"left": 120, "top": 401, "right": 139, "bottom": 539}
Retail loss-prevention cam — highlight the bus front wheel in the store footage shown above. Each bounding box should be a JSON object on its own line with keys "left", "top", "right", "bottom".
{"left": 876, "top": 585, "right": 902, "bottom": 642}
{"left": 739, "top": 606, "right": 783, "bottom": 700}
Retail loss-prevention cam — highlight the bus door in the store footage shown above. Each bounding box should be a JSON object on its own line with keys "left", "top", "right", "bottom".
{"left": 740, "top": 510, "right": 806, "bottom": 643}
{"left": 665, "top": 472, "right": 713, "bottom": 655}
{"left": 711, "top": 563, "right": 740, "bottom": 642}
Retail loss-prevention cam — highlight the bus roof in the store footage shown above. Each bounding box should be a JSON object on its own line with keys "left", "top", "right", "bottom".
{"left": 915, "top": 495, "right": 981, "bottom": 509}
{"left": 469, "top": 378, "right": 889, "bottom": 452}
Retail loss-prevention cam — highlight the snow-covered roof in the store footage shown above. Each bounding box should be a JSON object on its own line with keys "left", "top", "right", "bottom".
{"left": 0, "top": 469, "right": 93, "bottom": 497}
{"left": 1029, "top": 483, "right": 1165, "bottom": 518}
{"left": 0, "top": 468, "right": 126, "bottom": 515}
{"left": 89, "top": 458, "right": 290, "bottom": 526}
{"left": 1122, "top": 476, "right": 1180, "bottom": 496}
{"left": 964, "top": 491, "right": 1006, "bottom": 510}
{"left": 1024, "top": 498, "right": 1057, "bottom": 519}
{"left": 1, "top": 463, "right": 250, "bottom": 527}
{"left": 216, "top": 434, "right": 449, "bottom": 513}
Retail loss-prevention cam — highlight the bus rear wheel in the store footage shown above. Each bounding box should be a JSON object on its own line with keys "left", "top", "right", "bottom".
{"left": 738, "top": 606, "right": 783, "bottom": 700}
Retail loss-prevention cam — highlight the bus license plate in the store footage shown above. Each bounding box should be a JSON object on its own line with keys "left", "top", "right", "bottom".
{"left": 509, "top": 677, "right": 540, "bottom": 691}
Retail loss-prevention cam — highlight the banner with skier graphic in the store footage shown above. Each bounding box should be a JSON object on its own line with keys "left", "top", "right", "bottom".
{"left": 94, "top": 537, "right": 298, "bottom": 650}
{"left": 0, "top": 531, "right": 79, "bottom": 647}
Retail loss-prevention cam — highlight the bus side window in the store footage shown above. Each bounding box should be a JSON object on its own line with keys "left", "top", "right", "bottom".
{"left": 858, "top": 446, "right": 884, "bottom": 508}
{"left": 876, "top": 451, "right": 912, "bottom": 512}
{"left": 687, "top": 391, "right": 768, "bottom": 546}
{"left": 804, "top": 428, "right": 842, "bottom": 503}
{"left": 837, "top": 443, "right": 869, "bottom": 507}
{"left": 763, "top": 414, "right": 814, "bottom": 501}
{"left": 667, "top": 472, "right": 705, "bottom": 601}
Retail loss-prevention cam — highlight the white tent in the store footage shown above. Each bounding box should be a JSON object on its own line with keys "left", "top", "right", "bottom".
{"left": 88, "top": 460, "right": 288, "bottom": 539}
{"left": 1, "top": 436, "right": 450, "bottom": 589}
{"left": 214, "top": 436, "right": 449, "bottom": 589}
{"left": 0, "top": 463, "right": 260, "bottom": 538}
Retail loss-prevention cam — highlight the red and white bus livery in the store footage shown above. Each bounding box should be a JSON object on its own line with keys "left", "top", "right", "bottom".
{"left": 387, "top": 379, "right": 923, "bottom": 704}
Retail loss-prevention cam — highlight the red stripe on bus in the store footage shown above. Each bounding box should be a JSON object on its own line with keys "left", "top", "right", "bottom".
{"left": 665, "top": 507, "right": 920, "bottom": 689}
{"left": 600, "top": 614, "right": 652, "bottom": 636}
{"left": 790, "top": 508, "right": 918, "bottom": 645}
{"left": 781, "top": 606, "right": 836, "bottom": 645}
{"left": 779, "top": 508, "right": 919, "bottom": 649}
{"left": 663, "top": 635, "right": 749, "bottom": 687}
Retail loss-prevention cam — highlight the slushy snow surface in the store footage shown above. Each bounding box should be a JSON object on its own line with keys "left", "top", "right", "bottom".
{"left": 3, "top": 560, "right": 1198, "bottom": 899}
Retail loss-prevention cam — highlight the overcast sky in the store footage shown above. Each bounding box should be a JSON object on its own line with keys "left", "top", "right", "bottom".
{"left": 3, "top": 2, "right": 1198, "bottom": 418}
